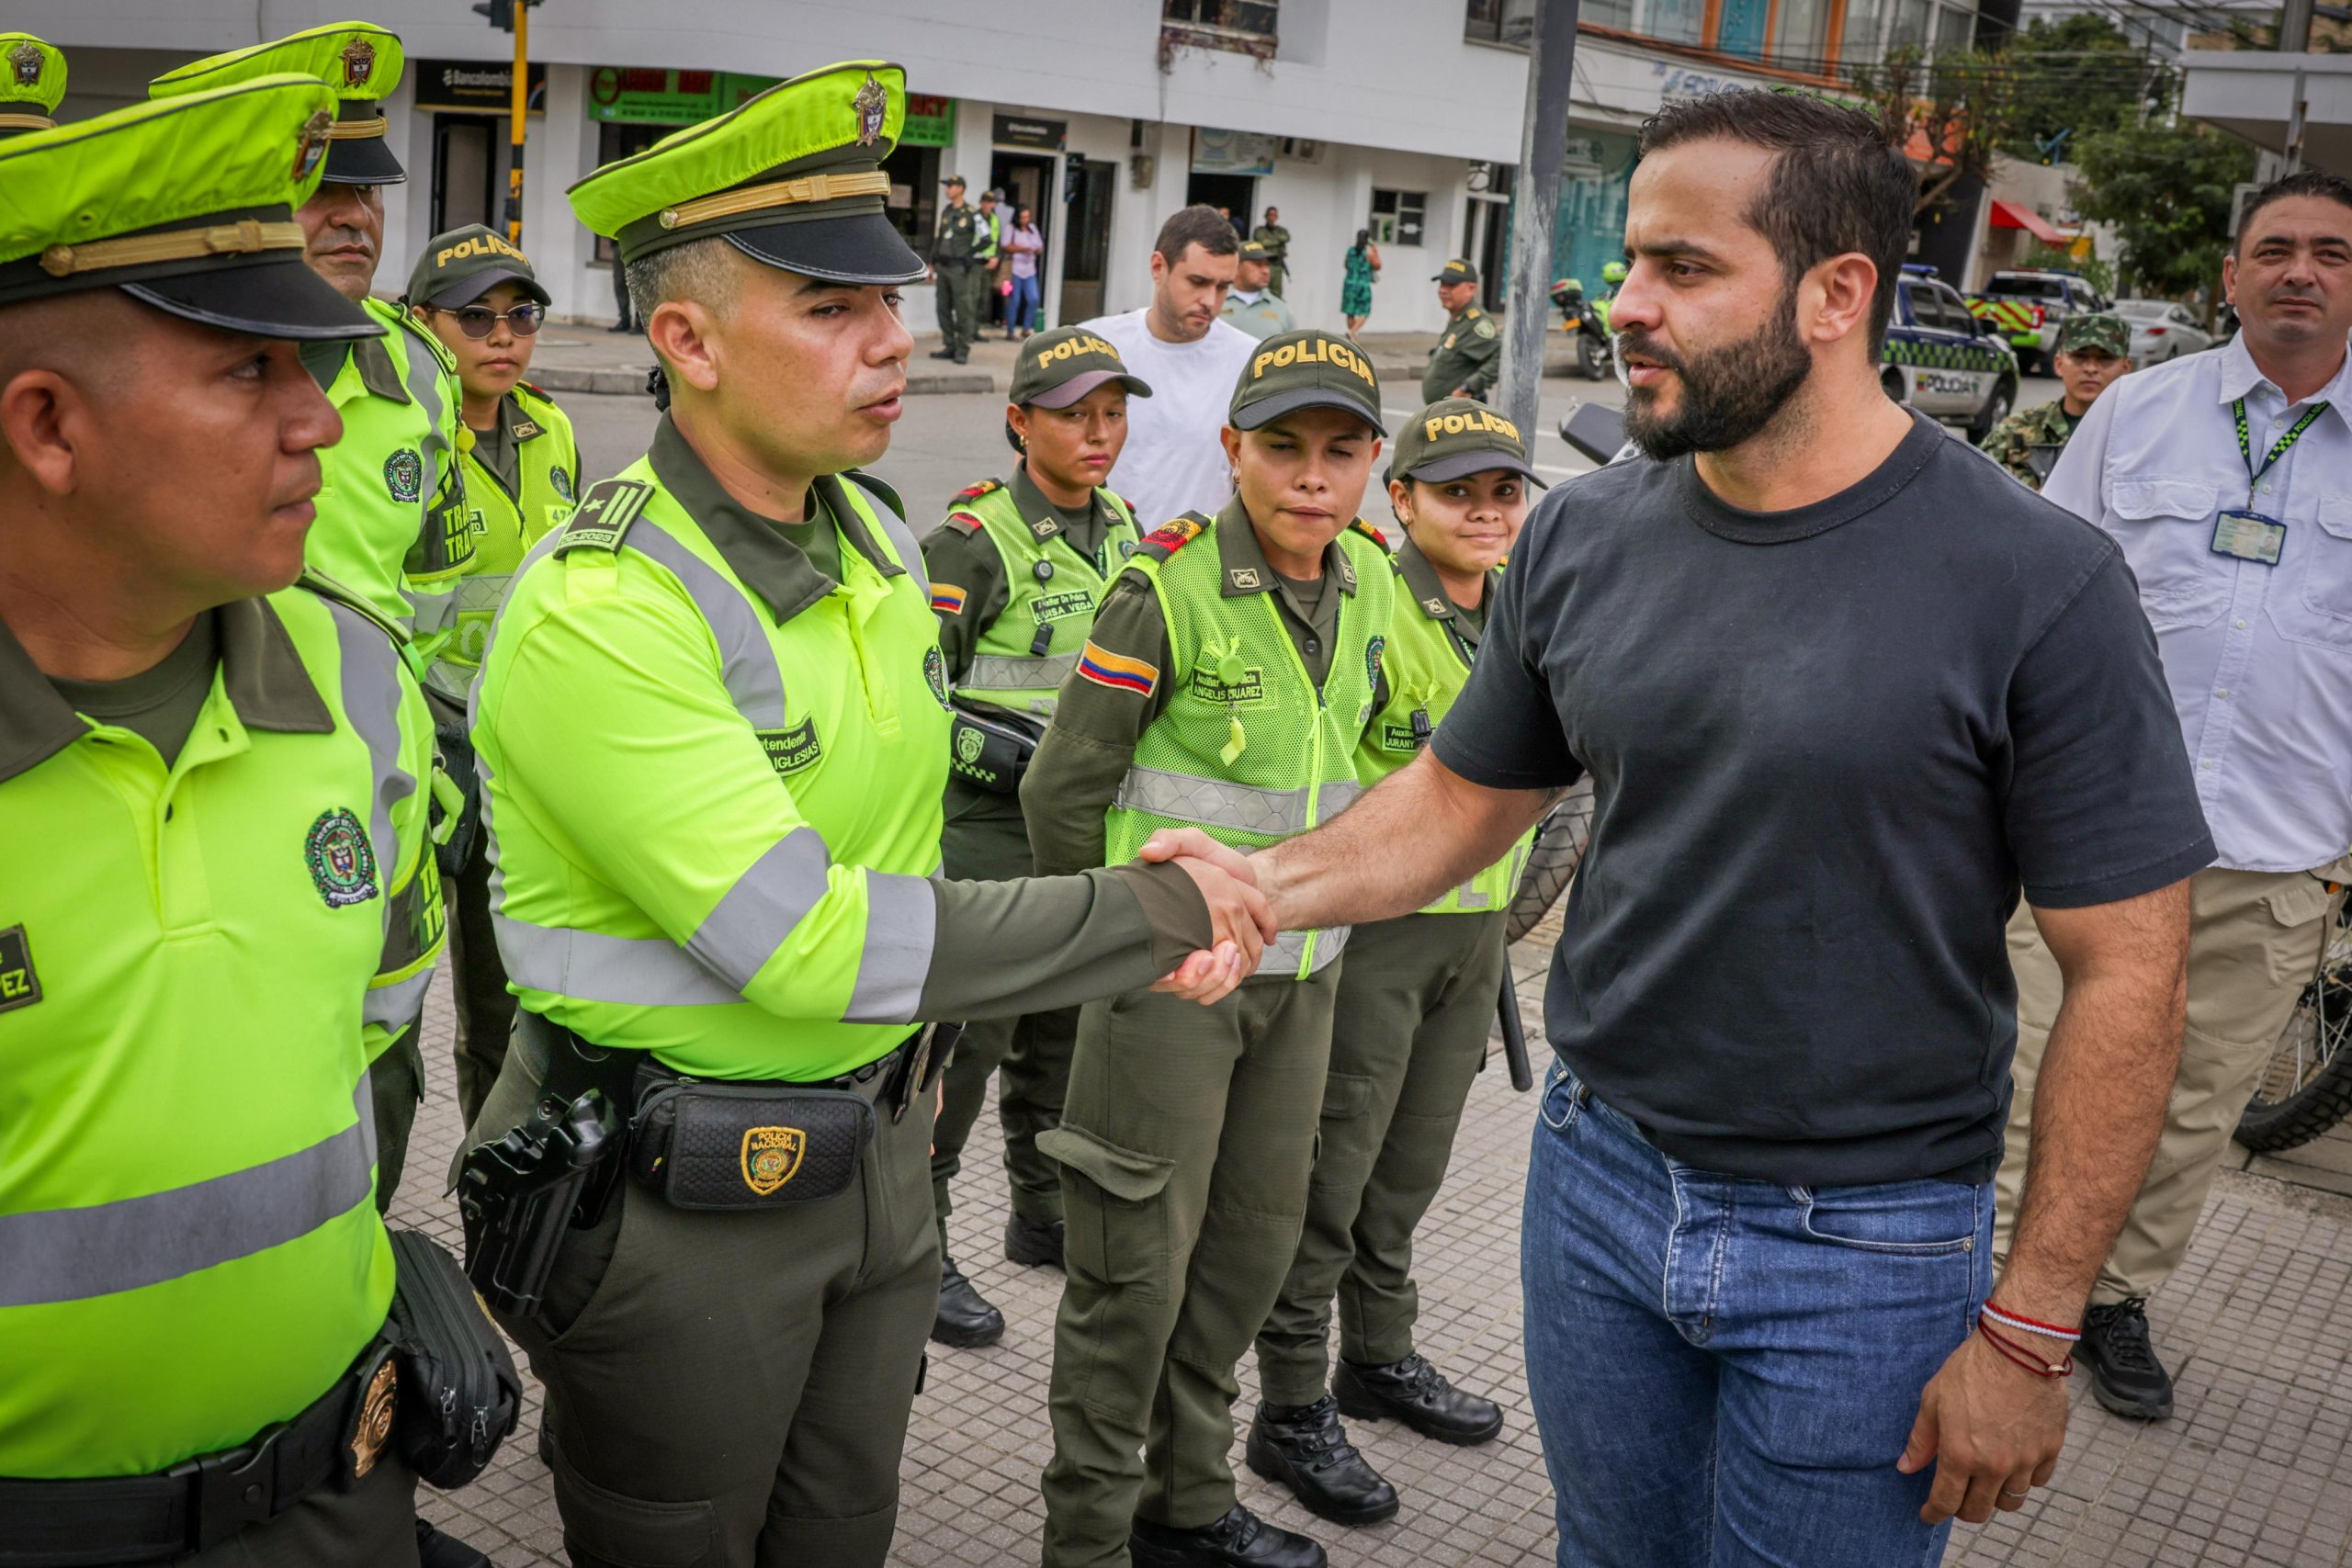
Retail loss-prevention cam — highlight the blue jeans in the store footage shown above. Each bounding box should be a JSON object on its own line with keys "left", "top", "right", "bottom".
{"left": 1524, "top": 1061, "right": 1992, "bottom": 1568}
{"left": 1006, "top": 271, "right": 1040, "bottom": 332}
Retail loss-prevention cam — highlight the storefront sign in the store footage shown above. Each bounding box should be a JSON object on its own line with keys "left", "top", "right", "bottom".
{"left": 993, "top": 113, "right": 1066, "bottom": 151}
{"left": 1191, "top": 127, "right": 1276, "bottom": 176}
{"left": 588, "top": 67, "right": 777, "bottom": 125}
{"left": 412, "top": 57, "right": 546, "bottom": 114}
{"left": 904, "top": 94, "right": 956, "bottom": 147}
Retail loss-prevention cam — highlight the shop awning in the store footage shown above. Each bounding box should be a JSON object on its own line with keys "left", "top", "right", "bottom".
{"left": 1988, "top": 199, "right": 2068, "bottom": 246}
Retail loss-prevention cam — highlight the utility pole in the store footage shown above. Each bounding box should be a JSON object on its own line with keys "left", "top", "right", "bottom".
{"left": 504, "top": 0, "right": 530, "bottom": 243}
{"left": 1500, "top": 0, "right": 1581, "bottom": 444}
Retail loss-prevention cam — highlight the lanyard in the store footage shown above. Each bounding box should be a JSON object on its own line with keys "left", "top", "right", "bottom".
{"left": 2233, "top": 397, "right": 2329, "bottom": 494}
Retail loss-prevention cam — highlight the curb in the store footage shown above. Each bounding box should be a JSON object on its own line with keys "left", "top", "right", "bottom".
{"left": 533, "top": 365, "right": 996, "bottom": 399}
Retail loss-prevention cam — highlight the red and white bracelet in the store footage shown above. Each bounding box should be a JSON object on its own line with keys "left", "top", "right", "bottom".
{"left": 1979, "top": 1303, "right": 2080, "bottom": 1343}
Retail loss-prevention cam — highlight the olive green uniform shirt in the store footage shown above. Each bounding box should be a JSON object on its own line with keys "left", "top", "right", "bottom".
{"left": 933, "top": 199, "right": 980, "bottom": 264}
{"left": 45, "top": 610, "right": 220, "bottom": 770}
{"left": 1421, "top": 303, "right": 1501, "bottom": 404}
{"left": 1976, "top": 398, "right": 2081, "bottom": 491}
{"left": 921, "top": 465, "right": 1114, "bottom": 682}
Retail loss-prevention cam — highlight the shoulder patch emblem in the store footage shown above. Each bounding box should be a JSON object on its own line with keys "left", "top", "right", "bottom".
{"left": 0, "top": 924, "right": 40, "bottom": 1014}
{"left": 305, "top": 807, "right": 380, "bottom": 909}
{"left": 383, "top": 448, "right": 424, "bottom": 502}
{"left": 555, "top": 479, "right": 656, "bottom": 556}
{"left": 1077, "top": 640, "right": 1159, "bottom": 698}
{"left": 931, "top": 582, "right": 969, "bottom": 615}
{"left": 549, "top": 466, "right": 574, "bottom": 502}
{"left": 943, "top": 510, "right": 984, "bottom": 536}
{"left": 1366, "top": 635, "right": 1386, "bottom": 694}
{"left": 1143, "top": 517, "right": 1204, "bottom": 554}
{"left": 954, "top": 478, "right": 1003, "bottom": 503}
{"left": 1349, "top": 518, "right": 1388, "bottom": 549}
{"left": 1473, "top": 317, "right": 1498, "bottom": 341}
{"left": 923, "top": 645, "right": 953, "bottom": 709}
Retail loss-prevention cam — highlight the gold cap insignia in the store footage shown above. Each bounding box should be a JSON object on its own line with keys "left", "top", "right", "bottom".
{"left": 295, "top": 109, "right": 334, "bottom": 180}
{"left": 340, "top": 37, "right": 377, "bottom": 89}
{"left": 741, "top": 1125, "right": 805, "bottom": 1196}
{"left": 853, "top": 73, "right": 888, "bottom": 147}
{"left": 350, "top": 1357, "right": 398, "bottom": 1479}
{"left": 9, "top": 42, "right": 40, "bottom": 88}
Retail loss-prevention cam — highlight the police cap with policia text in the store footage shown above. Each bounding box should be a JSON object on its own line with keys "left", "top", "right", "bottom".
{"left": 0, "top": 34, "right": 67, "bottom": 136}
{"left": 0, "top": 74, "right": 383, "bottom": 342}
{"left": 405, "top": 222, "right": 552, "bottom": 309}
{"left": 1229, "top": 327, "right": 1385, "bottom": 435}
{"left": 1010, "top": 325, "right": 1155, "bottom": 409}
{"left": 152, "top": 22, "right": 409, "bottom": 187}
{"left": 1392, "top": 397, "right": 1547, "bottom": 489}
{"left": 569, "top": 60, "right": 927, "bottom": 286}
{"left": 1432, "top": 258, "right": 1480, "bottom": 285}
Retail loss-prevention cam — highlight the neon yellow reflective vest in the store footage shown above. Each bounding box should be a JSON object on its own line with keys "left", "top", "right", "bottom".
{"left": 944, "top": 476, "right": 1141, "bottom": 719}
{"left": 1102, "top": 509, "right": 1394, "bottom": 979}
{"left": 0, "top": 581, "right": 441, "bottom": 1479}
{"left": 434, "top": 381, "right": 581, "bottom": 700}
{"left": 1359, "top": 535, "right": 1532, "bottom": 913}
{"left": 472, "top": 420, "right": 954, "bottom": 1079}
{"left": 310, "top": 297, "right": 474, "bottom": 673}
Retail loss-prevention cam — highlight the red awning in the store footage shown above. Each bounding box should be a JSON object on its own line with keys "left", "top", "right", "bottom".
{"left": 1988, "top": 199, "right": 2069, "bottom": 247}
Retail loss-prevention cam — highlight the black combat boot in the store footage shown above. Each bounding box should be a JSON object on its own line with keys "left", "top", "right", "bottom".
{"left": 1334, "top": 1353, "right": 1504, "bottom": 1445}
{"left": 1129, "top": 1504, "right": 1328, "bottom": 1568}
{"left": 930, "top": 1256, "right": 1005, "bottom": 1348}
{"left": 1245, "top": 1396, "right": 1399, "bottom": 1525}
{"left": 1005, "top": 1212, "right": 1065, "bottom": 1269}
{"left": 2080, "top": 1298, "right": 2174, "bottom": 1419}
{"left": 414, "top": 1519, "right": 495, "bottom": 1568}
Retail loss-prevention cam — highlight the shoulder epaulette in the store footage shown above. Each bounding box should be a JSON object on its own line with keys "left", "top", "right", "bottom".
{"left": 952, "top": 477, "right": 1004, "bottom": 506}
{"left": 297, "top": 568, "right": 412, "bottom": 649}
{"left": 553, "top": 478, "right": 656, "bottom": 557}
{"left": 842, "top": 468, "right": 906, "bottom": 525}
{"left": 943, "top": 510, "right": 984, "bottom": 536}
{"left": 1135, "top": 513, "right": 1209, "bottom": 564}
{"left": 1348, "top": 517, "right": 1390, "bottom": 551}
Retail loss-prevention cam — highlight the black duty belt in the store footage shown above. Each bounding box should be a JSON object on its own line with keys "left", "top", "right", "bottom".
{"left": 0, "top": 1332, "right": 397, "bottom": 1566}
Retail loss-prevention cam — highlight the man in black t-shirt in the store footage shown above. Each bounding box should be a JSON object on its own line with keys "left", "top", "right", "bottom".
{"left": 1141, "top": 91, "right": 2210, "bottom": 1568}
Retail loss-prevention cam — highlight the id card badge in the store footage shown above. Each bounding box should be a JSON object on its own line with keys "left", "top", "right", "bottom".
{"left": 2212, "top": 509, "right": 2287, "bottom": 566}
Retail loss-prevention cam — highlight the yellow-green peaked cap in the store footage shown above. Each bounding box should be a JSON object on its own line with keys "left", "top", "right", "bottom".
{"left": 0, "top": 74, "right": 381, "bottom": 340}
{"left": 569, "top": 60, "right": 925, "bottom": 284}
{"left": 152, "top": 22, "right": 407, "bottom": 186}
{"left": 0, "top": 34, "right": 66, "bottom": 133}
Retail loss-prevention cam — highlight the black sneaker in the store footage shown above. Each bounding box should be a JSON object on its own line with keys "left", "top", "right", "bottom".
{"left": 1130, "top": 1504, "right": 1328, "bottom": 1567}
{"left": 931, "top": 1257, "right": 1006, "bottom": 1348}
{"left": 1334, "top": 1354, "right": 1504, "bottom": 1445}
{"left": 927, "top": 348, "right": 958, "bottom": 360}
{"left": 1245, "top": 1397, "right": 1399, "bottom": 1526}
{"left": 2080, "top": 1298, "right": 2173, "bottom": 1419}
{"left": 1005, "top": 1212, "right": 1065, "bottom": 1270}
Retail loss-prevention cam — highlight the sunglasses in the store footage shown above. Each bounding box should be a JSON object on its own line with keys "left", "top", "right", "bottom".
{"left": 428, "top": 301, "right": 545, "bottom": 338}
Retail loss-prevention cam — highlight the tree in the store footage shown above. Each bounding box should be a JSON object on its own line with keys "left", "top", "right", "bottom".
{"left": 1854, "top": 46, "right": 2018, "bottom": 216}
{"left": 2072, "top": 119, "right": 2256, "bottom": 312}
{"left": 2000, "top": 15, "right": 2168, "bottom": 165}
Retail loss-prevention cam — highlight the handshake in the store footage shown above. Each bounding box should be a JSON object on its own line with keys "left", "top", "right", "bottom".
{"left": 1137, "top": 829, "right": 1285, "bottom": 1006}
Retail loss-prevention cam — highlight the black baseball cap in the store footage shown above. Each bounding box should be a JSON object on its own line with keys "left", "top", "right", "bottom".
{"left": 1228, "top": 328, "right": 1384, "bottom": 434}
{"left": 405, "top": 224, "right": 551, "bottom": 309}
{"left": 1390, "top": 398, "right": 1546, "bottom": 488}
{"left": 1010, "top": 325, "right": 1154, "bottom": 408}
{"left": 1432, "top": 258, "right": 1479, "bottom": 284}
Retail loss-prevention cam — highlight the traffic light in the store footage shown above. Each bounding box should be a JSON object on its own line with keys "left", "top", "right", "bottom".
{"left": 472, "top": 0, "right": 514, "bottom": 29}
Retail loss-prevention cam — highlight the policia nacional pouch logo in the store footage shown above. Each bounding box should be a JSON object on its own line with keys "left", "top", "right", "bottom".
{"left": 742, "top": 1125, "right": 806, "bottom": 1195}
{"left": 0, "top": 924, "right": 40, "bottom": 1014}
{"left": 305, "top": 807, "right": 381, "bottom": 908}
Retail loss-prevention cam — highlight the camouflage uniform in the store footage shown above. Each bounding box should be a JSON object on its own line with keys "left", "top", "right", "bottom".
{"left": 1978, "top": 312, "right": 2132, "bottom": 491}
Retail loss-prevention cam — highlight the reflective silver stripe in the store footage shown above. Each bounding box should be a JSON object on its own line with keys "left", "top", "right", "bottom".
{"left": 964, "top": 652, "right": 1077, "bottom": 692}
{"left": 842, "top": 872, "right": 937, "bottom": 1024}
{"left": 0, "top": 1081, "right": 375, "bottom": 1310}
{"left": 363, "top": 963, "right": 435, "bottom": 1032}
{"left": 684, "top": 828, "right": 833, "bottom": 992}
{"left": 1256, "top": 922, "right": 1350, "bottom": 978}
{"left": 457, "top": 573, "right": 514, "bottom": 615}
{"left": 403, "top": 580, "right": 458, "bottom": 638}
{"left": 328, "top": 601, "right": 417, "bottom": 886}
{"left": 627, "top": 520, "right": 789, "bottom": 730}
{"left": 493, "top": 915, "right": 743, "bottom": 1009}
{"left": 1114, "top": 766, "right": 1326, "bottom": 838}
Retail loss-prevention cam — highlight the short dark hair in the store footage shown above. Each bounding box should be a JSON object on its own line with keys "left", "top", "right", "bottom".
{"left": 1154, "top": 205, "right": 1241, "bottom": 265}
{"left": 2236, "top": 170, "right": 2352, "bottom": 256}
{"left": 1637, "top": 89, "right": 1917, "bottom": 352}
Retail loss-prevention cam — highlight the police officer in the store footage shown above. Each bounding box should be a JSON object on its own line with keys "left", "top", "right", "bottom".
{"left": 1978, "top": 312, "right": 2133, "bottom": 490}
{"left": 922, "top": 326, "right": 1153, "bottom": 1347}
{"left": 1251, "top": 206, "right": 1292, "bottom": 299}
{"left": 1023, "top": 328, "right": 1396, "bottom": 1568}
{"left": 0, "top": 33, "right": 64, "bottom": 137}
{"left": 403, "top": 225, "right": 582, "bottom": 1123}
{"left": 1249, "top": 400, "right": 1540, "bottom": 1527}
{"left": 1421, "top": 259, "right": 1500, "bottom": 405}
{"left": 1222, "top": 241, "right": 1297, "bottom": 342}
{"left": 466, "top": 62, "right": 1267, "bottom": 1568}
{"left": 931, "top": 173, "right": 987, "bottom": 365}
{"left": 977, "top": 186, "right": 1005, "bottom": 329}
{"left": 0, "top": 79, "right": 445, "bottom": 1565}
{"left": 153, "top": 22, "right": 474, "bottom": 1204}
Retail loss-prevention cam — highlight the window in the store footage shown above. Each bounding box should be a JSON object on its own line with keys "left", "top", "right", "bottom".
{"left": 881, "top": 141, "right": 944, "bottom": 263}
{"left": 1370, "top": 189, "right": 1428, "bottom": 248}
{"left": 1843, "top": 0, "right": 1887, "bottom": 62}
{"left": 1770, "top": 0, "right": 1833, "bottom": 68}
{"left": 1163, "top": 0, "right": 1279, "bottom": 44}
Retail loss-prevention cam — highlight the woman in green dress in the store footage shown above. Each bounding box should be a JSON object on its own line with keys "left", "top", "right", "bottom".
{"left": 1342, "top": 227, "right": 1381, "bottom": 338}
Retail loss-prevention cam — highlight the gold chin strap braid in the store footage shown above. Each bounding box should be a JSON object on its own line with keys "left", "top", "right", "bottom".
{"left": 655, "top": 169, "right": 893, "bottom": 231}
{"left": 39, "top": 219, "right": 306, "bottom": 278}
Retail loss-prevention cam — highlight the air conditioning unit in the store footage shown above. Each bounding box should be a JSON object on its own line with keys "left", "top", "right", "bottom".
{"left": 1276, "top": 137, "right": 1321, "bottom": 161}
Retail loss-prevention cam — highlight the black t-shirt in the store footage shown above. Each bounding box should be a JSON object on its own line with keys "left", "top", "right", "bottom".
{"left": 1435, "top": 412, "right": 2212, "bottom": 1187}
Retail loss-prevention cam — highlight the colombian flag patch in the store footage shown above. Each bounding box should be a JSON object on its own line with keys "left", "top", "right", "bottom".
{"left": 930, "top": 582, "right": 969, "bottom": 615}
{"left": 1078, "top": 640, "right": 1159, "bottom": 697}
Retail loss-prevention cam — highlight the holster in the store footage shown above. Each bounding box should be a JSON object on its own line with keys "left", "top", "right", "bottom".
{"left": 947, "top": 701, "right": 1043, "bottom": 795}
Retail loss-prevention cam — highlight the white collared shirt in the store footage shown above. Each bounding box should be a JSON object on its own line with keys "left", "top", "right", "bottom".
{"left": 2047, "top": 333, "right": 2352, "bottom": 872}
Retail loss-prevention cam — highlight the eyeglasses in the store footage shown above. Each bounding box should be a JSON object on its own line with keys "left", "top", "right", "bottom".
{"left": 427, "top": 301, "right": 545, "bottom": 338}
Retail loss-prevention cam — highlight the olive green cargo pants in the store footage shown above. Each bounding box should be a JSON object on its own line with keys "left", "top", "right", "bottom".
{"left": 175, "top": 1450, "right": 419, "bottom": 1566}
{"left": 474, "top": 1028, "right": 938, "bottom": 1568}
{"left": 1255, "top": 911, "right": 1507, "bottom": 1406}
{"left": 1039, "top": 964, "right": 1341, "bottom": 1567}
{"left": 447, "top": 829, "right": 519, "bottom": 1127}
{"left": 932, "top": 784, "right": 1078, "bottom": 1249}
{"left": 936, "top": 261, "right": 987, "bottom": 358}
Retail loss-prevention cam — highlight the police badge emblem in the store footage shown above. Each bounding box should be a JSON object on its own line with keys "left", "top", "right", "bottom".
{"left": 384, "top": 448, "right": 424, "bottom": 502}
{"left": 349, "top": 1355, "right": 398, "bottom": 1479}
{"left": 852, "top": 73, "right": 888, "bottom": 147}
{"left": 294, "top": 109, "right": 334, "bottom": 181}
{"left": 923, "top": 645, "right": 952, "bottom": 709}
{"left": 9, "top": 41, "right": 41, "bottom": 87}
{"left": 956, "top": 727, "right": 986, "bottom": 766}
{"left": 742, "top": 1126, "right": 805, "bottom": 1196}
{"left": 550, "top": 466, "right": 574, "bottom": 502}
{"left": 305, "top": 807, "right": 380, "bottom": 908}
{"left": 340, "top": 36, "right": 376, "bottom": 88}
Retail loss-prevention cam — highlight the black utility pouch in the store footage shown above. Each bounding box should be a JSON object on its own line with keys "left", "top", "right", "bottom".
{"left": 628, "top": 1081, "right": 875, "bottom": 1209}
{"left": 946, "top": 702, "right": 1043, "bottom": 795}
{"left": 387, "top": 1230, "right": 522, "bottom": 1490}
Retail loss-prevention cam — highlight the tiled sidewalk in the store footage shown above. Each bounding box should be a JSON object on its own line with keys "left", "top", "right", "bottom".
{"left": 401, "top": 937, "right": 2352, "bottom": 1567}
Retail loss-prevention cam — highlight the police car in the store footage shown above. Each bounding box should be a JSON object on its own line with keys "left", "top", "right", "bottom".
{"left": 1883, "top": 265, "right": 2019, "bottom": 442}
{"left": 1970, "top": 267, "right": 2110, "bottom": 374}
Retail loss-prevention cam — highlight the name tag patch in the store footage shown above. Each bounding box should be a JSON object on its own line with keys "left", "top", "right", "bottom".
{"left": 758, "top": 718, "right": 823, "bottom": 774}
{"left": 2212, "top": 509, "right": 2286, "bottom": 565}
{"left": 1031, "top": 590, "right": 1095, "bottom": 624}
{"left": 1188, "top": 664, "right": 1268, "bottom": 707}
{"left": 0, "top": 924, "right": 40, "bottom": 1014}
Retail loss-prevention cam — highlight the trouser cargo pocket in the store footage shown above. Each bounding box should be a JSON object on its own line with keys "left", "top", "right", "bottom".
{"left": 1040, "top": 1124, "right": 1177, "bottom": 1306}
{"left": 548, "top": 1431, "right": 716, "bottom": 1568}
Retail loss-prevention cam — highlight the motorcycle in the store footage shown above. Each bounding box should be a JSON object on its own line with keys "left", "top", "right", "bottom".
{"left": 1549, "top": 277, "right": 1614, "bottom": 382}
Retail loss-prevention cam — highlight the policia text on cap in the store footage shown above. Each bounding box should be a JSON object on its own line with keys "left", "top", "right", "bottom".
{"left": 454, "top": 61, "right": 1272, "bottom": 1568}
